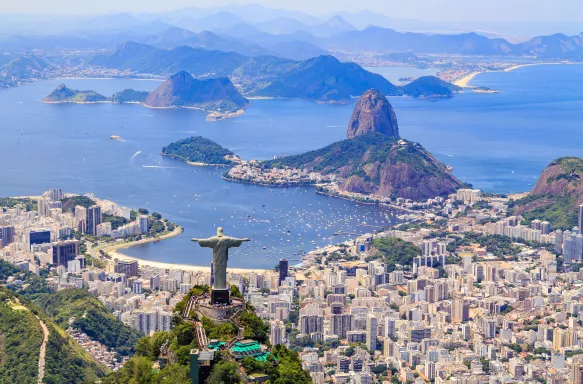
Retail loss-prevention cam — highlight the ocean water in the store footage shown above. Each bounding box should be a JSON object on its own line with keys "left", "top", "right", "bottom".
{"left": 1, "top": 64, "right": 582, "bottom": 267}
{"left": 363, "top": 66, "right": 439, "bottom": 84}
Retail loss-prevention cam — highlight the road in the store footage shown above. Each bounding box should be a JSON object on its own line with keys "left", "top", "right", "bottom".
{"left": 11, "top": 297, "right": 49, "bottom": 384}
{"left": 36, "top": 316, "right": 49, "bottom": 384}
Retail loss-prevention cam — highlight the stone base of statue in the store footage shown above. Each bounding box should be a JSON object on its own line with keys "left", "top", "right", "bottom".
{"left": 193, "top": 295, "right": 245, "bottom": 322}
{"left": 211, "top": 288, "right": 230, "bottom": 305}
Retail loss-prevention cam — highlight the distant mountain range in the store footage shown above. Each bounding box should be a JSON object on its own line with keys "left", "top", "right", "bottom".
{"left": 3, "top": 17, "right": 583, "bottom": 62}
{"left": 91, "top": 42, "right": 459, "bottom": 102}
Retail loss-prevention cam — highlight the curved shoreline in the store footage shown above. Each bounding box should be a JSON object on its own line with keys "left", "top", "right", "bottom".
{"left": 105, "top": 226, "right": 268, "bottom": 273}
{"left": 454, "top": 62, "right": 583, "bottom": 87}
{"left": 97, "top": 225, "right": 184, "bottom": 256}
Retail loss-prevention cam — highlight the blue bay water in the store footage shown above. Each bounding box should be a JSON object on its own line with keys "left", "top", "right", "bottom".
{"left": 0, "top": 64, "right": 582, "bottom": 267}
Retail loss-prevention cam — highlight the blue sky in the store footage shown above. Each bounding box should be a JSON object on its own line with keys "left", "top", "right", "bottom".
{"left": 3, "top": 0, "right": 582, "bottom": 22}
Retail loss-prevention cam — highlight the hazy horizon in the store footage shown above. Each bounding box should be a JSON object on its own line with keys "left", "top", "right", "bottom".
{"left": 1, "top": 0, "right": 582, "bottom": 23}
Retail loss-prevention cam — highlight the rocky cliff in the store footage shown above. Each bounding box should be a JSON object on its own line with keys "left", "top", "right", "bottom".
{"left": 347, "top": 89, "right": 399, "bottom": 139}
{"left": 144, "top": 71, "right": 249, "bottom": 113}
{"left": 512, "top": 157, "right": 583, "bottom": 229}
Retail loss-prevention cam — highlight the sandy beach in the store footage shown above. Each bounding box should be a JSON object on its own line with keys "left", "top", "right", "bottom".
{"left": 454, "top": 62, "right": 583, "bottom": 88}
{"left": 101, "top": 226, "right": 269, "bottom": 274}
{"left": 453, "top": 72, "right": 481, "bottom": 87}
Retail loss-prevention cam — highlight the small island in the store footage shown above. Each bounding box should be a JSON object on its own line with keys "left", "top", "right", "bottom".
{"left": 43, "top": 72, "right": 250, "bottom": 120}
{"left": 43, "top": 84, "right": 109, "bottom": 103}
{"left": 161, "top": 136, "right": 240, "bottom": 166}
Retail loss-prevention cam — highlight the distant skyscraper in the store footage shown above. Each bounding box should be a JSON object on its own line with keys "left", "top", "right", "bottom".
{"left": 279, "top": 258, "right": 288, "bottom": 286}
{"left": 37, "top": 197, "right": 49, "bottom": 216}
{"left": 452, "top": 297, "right": 470, "bottom": 322}
{"left": 115, "top": 260, "right": 138, "bottom": 278}
{"left": 138, "top": 215, "right": 149, "bottom": 234}
{"left": 571, "top": 355, "right": 583, "bottom": 384}
{"left": 0, "top": 226, "right": 15, "bottom": 247}
{"left": 86, "top": 205, "right": 102, "bottom": 236}
{"left": 366, "top": 314, "right": 378, "bottom": 352}
{"left": 270, "top": 320, "right": 285, "bottom": 346}
{"left": 331, "top": 313, "right": 352, "bottom": 338}
{"left": 46, "top": 188, "right": 63, "bottom": 201}
{"left": 51, "top": 240, "right": 79, "bottom": 266}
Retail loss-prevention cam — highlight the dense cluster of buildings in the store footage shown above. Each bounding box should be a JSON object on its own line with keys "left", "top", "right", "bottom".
{"left": 7, "top": 187, "right": 583, "bottom": 383}
{"left": 0, "top": 189, "right": 153, "bottom": 273}
{"left": 226, "top": 162, "right": 336, "bottom": 186}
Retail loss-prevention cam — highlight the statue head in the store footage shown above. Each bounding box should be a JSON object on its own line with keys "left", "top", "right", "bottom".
{"left": 217, "top": 227, "right": 224, "bottom": 237}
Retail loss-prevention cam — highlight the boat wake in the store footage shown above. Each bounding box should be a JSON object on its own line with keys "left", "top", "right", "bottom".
{"left": 131, "top": 151, "right": 141, "bottom": 160}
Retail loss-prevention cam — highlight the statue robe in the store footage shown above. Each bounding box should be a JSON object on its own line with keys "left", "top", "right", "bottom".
{"left": 196, "top": 236, "right": 246, "bottom": 290}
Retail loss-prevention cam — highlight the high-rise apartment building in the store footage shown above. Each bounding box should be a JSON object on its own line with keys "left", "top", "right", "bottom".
{"left": 86, "top": 205, "right": 102, "bottom": 236}
{"left": 270, "top": 320, "right": 285, "bottom": 346}
{"left": 0, "top": 226, "right": 15, "bottom": 246}
{"left": 452, "top": 297, "right": 470, "bottom": 322}
{"left": 366, "top": 314, "right": 378, "bottom": 351}
{"left": 51, "top": 240, "right": 79, "bottom": 266}
{"left": 278, "top": 258, "right": 288, "bottom": 286}
{"left": 115, "top": 260, "right": 139, "bottom": 278}
{"left": 571, "top": 355, "right": 583, "bottom": 384}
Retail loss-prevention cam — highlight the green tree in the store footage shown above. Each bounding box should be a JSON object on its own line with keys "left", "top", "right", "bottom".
{"left": 207, "top": 361, "right": 242, "bottom": 384}
{"left": 154, "top": 363, "right": 191, "bottom": 384}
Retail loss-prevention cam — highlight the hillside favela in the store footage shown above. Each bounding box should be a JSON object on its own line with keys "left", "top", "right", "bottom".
{"left": 4, "top": 1, "right": 583, "bottom": 384}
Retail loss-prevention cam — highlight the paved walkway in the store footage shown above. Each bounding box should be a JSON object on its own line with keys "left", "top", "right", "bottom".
{"left": 36, "top": 316, "right": 49, "bottom": 384}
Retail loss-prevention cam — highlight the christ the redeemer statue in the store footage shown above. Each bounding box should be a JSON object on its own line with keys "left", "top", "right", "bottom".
{"left": 192, "top": 227, "right": 249, "bottom": 304}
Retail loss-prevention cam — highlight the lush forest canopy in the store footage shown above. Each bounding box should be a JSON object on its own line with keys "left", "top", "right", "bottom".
{"left": 162, "top": 136, "right": 235, "bottom": 165}
{"left": 34, "top": 289, "right": 142, "bottom": 356}
{"left": 0, "top": 197, "right": 37, "bottom": 211}
{"left": 509, "top": 194, "right": 577, "bottom": 230}
{"left": 0, "top": 287, "right": 108, "bottom": 384}
{"left": 368, "top": 237, "right": 421, "bottom": 272}
{"left": 60, "top": 195, "right": 96, "bottom": 212}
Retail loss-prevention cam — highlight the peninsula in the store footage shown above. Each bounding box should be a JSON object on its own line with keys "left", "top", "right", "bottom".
{"left": 225, "top": 89, "right": 465, "bottom": 201}
{"left": 43, "top": 71, "right": 250, "bottom": 120}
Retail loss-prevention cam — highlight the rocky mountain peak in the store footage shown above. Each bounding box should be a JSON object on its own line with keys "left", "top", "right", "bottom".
{"left": 347, "top": 89, "right": 399, "bottom": 139}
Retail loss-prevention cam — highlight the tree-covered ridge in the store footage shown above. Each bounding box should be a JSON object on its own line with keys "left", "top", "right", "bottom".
{"left": 264, "top": 132, "right": 393, "bottom": 172}
{"left": 0, "top": 289, "right": 43, "bottom": 384}
{"left": 0, "top": 197, "right": 37, "bottom": 211}
{"left": 33, "top": 289, "right": 143, "bottom": 356}
{"left": 162, "top": 136, "right": 236, "bottom": 165}
{"left": 0, "top": 287, "right": 108, "bottom": 384}
{"left": 44, "top": 324, "right": 109, "bottom": 384}
{"left": 367, "top": 237, "right": 421, "bottom": 272}
{"left": 511, "top": 157, "right": 583, "bottom": 229}
{"left": 42, "top": 84, "right": 108, "bottom": 103}
{"left": 60, "top": 195, "right": 96, "bottom": 212}
{"left": 110, "top": 89, "right": 150, "bottom": 103}
{"left": 446, "top": 233, "right": 523, "bottom": 257}
{"left": 545, "top": 157, "right": 583, "bottom": 183}
{"left": 261, "top": 132, "right": 463, "bottom": 200}
{"left": 509, "top": 195, "right": 577, "bottom": 230}
{"left": 401, "top": 76, "right": 461, "bottom": 98}
{"left": 0, "top": 260, "right": 50, "bottom": 295}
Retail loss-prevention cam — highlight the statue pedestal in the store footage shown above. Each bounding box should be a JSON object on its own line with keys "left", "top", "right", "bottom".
{"left": 211, "top": 288, "right": 230, "bottom": 305}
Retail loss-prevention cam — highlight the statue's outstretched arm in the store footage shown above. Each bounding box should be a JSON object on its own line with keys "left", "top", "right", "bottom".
{"left": 192, "top": 238, "right": 215, "bottom": 248}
